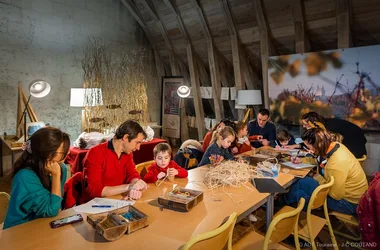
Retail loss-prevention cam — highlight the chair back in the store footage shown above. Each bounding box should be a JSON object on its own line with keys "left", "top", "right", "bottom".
{"left": 357, "top": 155, "right": 367, "bottom": 167}
{"left": 264, "top": 198, "right": 305, "bottom": 246}
{"left": 135, "top": 160, "right": 155, "bottom": 179}
{"left": 0, "top": 192, "right": 10, "bottom": 224}
{"left": 63, "top": 172, "right": 84, "bottom": 209}
{"left": 182, "top": 212, "right": 237, "bottom": 250}
{"left": 308, "top": 176, "right": 334, "bottom": 211}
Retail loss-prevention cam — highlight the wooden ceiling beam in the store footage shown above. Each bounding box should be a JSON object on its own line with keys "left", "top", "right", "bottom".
{"left": 139, "top": 0, "right": 181, "bottom": 75}
{"left": 121, "top": 0, "right": 169, "bottom": 100}
{"left": 336, "top": 0, "right": 353, "bottom": 48}
{"left": 163, "top": 0, "right": 205, "bottom": 139}
{"left": 190, "top": 0, "right": 223, "bottom": 122}
{"left": 252, "top": 0, "right": 274, "bottom": 108}
{"left": 290, "top": 0, "right": 310, "bottom": 53}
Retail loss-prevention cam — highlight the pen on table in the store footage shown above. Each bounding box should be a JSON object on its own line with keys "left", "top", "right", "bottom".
{"left": 92, "top": 205, "right": 114, "bottom": 208}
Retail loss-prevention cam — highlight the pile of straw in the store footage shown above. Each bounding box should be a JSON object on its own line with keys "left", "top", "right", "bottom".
{"left": 203, "top": 161, "right": 259, "bottom": 189}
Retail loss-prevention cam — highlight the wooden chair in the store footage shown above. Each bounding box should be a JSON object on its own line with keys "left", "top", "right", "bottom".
{"left": 233, "top": 198, "right": 305, "bottom": 250}
{"left": 135, "top": 160, "right": 155, "bottom": 179}
{"left": 182, "top": 212, "right": 237, "bottom": 250}
{"left": 357, "top": 154, "right": 366, "bottom": 167}
{"left": 328, "top": 155, "right": 365, "bottom": 243}
{"left": 297, "top": 176, "right": 338, "bottom": 250}
{"left": 0, "top": 192, "right": 10, "bottom": 224}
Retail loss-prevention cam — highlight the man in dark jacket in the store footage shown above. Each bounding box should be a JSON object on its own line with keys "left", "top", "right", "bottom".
{"left": 248, "top": 108, "right": 276, "bottom": 148}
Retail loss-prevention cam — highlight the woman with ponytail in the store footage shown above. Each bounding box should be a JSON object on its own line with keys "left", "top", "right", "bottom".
{"left": 284, "top": 128, "right": 368, "bottom": 215}
{"left": 3, "top": 127, "right": 70, "bottom": 229}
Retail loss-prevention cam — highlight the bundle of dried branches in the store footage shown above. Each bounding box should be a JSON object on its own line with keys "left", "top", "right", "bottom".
{"left": 81, "top": 38, "right": 148, "bottom": 132}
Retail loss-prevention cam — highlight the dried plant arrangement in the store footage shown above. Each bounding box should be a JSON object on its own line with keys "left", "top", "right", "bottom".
{"left": 203, "top": 161, "right": 260, "bottom": 190}
{"left": 81, "top": 38, "right": 148, "bottom": 132}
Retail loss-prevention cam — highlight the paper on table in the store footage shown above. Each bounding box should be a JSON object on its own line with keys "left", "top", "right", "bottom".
{"left": 73, "top": 198, "right": 135, "bottom": 214}
{"left": 282, "top": 161, "right": 315, "bottom": 169}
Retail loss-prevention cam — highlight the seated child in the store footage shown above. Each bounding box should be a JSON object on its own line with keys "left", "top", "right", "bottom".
{"left": 231, "top": 121, "right": 255, "bottom": 154}
{"left": 143, "top": 143, "right": 188, "bottom": 183}
{"left": 273, "top": 129, "right": 298, "bottom": 149}
{"left": 199, "top": 126, "right": 236, "bottom": 166}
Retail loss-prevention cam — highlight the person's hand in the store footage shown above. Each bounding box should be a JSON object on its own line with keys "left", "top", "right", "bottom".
{"left": 291, "top": 156, "right": 302, "bottom": 164}
{"left": 244, "top": 140, "right": 251, "bottom": 146}
{"left": 157, "top": 172, "right": 166, "bottom": 179}
{"left": 45, "top": 161, "right": 61, "bottom": 176}
{"left": 231, "top": 147, "right": 238, "bottom": 154}
{"left": 260, "top": 139, "right": 269, "bottom": 146}
{"left": 126, "top": 189, "right": 142, "bottom": 200}
{"left": 284, "top": 145, "right": 298, "bottom": 149}
{"left": 275, "top": 145, "right": 281, "bottom": 150}
{"left": 130, "top": 179, "right": 148, "bottom": 191}
{"left": 168, "top": 168, "right": 178, "bottom": 176}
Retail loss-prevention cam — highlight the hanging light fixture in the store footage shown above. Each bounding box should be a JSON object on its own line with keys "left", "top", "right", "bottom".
{"left": 177, "top": 85, "right": 190, "bottom": 98}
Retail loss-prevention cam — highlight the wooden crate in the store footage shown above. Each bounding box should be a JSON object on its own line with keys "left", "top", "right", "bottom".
{"left": 158, "top": 188, "right": 203, "bottom": 212}
{"left": 87, "top": 205, "right": 149, "bottom": 241}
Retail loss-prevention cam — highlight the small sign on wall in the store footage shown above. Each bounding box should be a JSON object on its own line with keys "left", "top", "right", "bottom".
{"left": 221, "top": 87, "right": 229, "bottom": 100}
{"left": 230, "top": 87, "right": 236, "bottom": 101}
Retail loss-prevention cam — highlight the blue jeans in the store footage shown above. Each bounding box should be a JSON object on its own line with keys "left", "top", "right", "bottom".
{"left": 284, "top": 177, "right": 358, "bottom": 215}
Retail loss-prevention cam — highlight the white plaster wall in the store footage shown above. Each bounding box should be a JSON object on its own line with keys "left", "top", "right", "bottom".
{"left": 0, "top": 0, "right": 157, "bottom": 141}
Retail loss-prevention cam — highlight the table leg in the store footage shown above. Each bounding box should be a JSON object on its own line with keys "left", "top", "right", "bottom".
{"left": 0, "top": 139, "right": 3, "bottom": 177}
{"left": 266, "top": 194, "right": 274, "bottom": 230}
{"left": 11, "top": 151, "right": 14, "bottom": 170}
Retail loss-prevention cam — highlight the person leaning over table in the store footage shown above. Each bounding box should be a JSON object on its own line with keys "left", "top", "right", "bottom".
{"left": 201, "top": 118, "right": 235, "bottom": 152}
{"left": 199, "top": 126, "right": 236, "bottom": 167}
{"left": 4, "top": 127, "right": 70, "bottom": 229}
{"left": 82, "top": 120, "right": 148, "bottom": 202}
{"left": 247, "top": 108, "right": 276, "bottom": 148}
{"left": 284, "top": 127, "right": 368, "bottom": 215}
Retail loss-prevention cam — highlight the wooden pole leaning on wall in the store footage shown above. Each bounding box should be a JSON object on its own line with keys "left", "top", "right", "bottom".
{"left": 16, "top": 82, "right": 39, "bottom": 140}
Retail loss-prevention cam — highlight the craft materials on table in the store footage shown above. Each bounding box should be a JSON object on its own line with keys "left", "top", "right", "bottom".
{"left": 158, "top": 186, "right": 203, "bottom": 212}
{"left": 203, "top": 160, "right": 259, "bottom": 189}
{"left": 73, "top": 198, "right": 134, "bottom": 214}
{"left": 281, "top": 161, "right": 315, "bottom": 169}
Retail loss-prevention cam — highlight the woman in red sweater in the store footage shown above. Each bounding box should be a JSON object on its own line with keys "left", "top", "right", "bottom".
{"left": 144, "top": 143, "right": 188, "bottom": 183}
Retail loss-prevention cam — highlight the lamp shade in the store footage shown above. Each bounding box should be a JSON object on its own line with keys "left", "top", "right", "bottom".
{"left": 237, "top": 90, "right": 262, "bottom": 105}
{"left": 177, "top": 85, "right": 191, "bottom": 98}
{"left": 70, "top": 88, "right": 103, "bottom": 107}
{"left": 29, "top": 80, "right": 51, "bottom": 98}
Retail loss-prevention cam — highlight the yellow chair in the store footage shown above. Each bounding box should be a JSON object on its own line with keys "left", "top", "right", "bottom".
{"left": 135, "top": 160, "right": 155, "bottom": 179}
{"left": 182, "top": 212, "right": 237, "bottom": 250}
{"left": 330, "top": 211, "right": 360, "bottom": 241}
{"left": 357, "top": 155, "right": 366, "bottom": 167}
{"left": 0, "top": 192, "right": 10, "bottom": 224}
{"left": 233, "top": 198, "right": 305, "bottom": 250}
{"left": 297, "top": 177, "right": 338, "bottom": 250}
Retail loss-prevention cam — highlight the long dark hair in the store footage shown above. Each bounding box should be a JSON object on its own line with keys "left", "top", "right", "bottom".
{"left": 302, "top": 128, "right": 332, "bottom": 158}
{"left": 13, "top": 127, "right": 70, "bottom": 189}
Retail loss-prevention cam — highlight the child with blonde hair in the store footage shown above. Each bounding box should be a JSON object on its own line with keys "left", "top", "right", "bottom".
{"left": 199, "top": 126, "right": 236, "bottom": 166}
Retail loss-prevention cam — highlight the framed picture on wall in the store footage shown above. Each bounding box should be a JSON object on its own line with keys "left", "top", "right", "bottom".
{"left": 161, "top": 77, "right": 184, "bottom": 138}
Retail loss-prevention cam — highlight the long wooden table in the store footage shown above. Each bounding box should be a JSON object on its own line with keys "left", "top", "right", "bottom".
{"left": 0, "top": 165, "right": 296, "bottom": 250}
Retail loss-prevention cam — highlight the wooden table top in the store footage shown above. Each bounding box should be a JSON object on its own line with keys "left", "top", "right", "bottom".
{"left": 0, "top": 153, "right": 296, "bottom": 250}
{"left": 0, "top": 135, "right": 23, "bottom": 151}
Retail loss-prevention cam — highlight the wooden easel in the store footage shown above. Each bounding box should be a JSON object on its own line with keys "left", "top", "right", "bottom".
{"left": 16, "top": 82, "right": 39, "bottom": 141}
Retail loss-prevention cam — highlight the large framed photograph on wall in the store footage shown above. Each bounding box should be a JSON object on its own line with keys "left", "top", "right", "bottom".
{"left": 161, "top": 77, "right": 183, "bottom": 138}
{"left": 268, "top": 44, "right": 380, "bottom": 130}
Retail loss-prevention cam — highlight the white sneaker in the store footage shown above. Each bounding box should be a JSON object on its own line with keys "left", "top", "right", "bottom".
{"left": 248, "top": 214, "right": 257, "bottom": 222}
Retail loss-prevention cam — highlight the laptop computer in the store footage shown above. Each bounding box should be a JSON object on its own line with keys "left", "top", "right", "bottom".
{"left": 252, "top": 178, "right": 288, "bottom": 194}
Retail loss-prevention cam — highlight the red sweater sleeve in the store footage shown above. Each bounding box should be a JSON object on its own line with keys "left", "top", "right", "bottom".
{"left": 202, "top": 132, "right": 213, "bottom": 152}
{"left": 83, "top": 145, "right": 105, "bottom": 198}
{"left": 238, "top": 143, "right": 252, "bottom": 154}
{"left": 143, "top": 163, "right": 161, "bottom": 183}
{"left": 170, "top": 160, "right": 188, "bottom": 178}
{"left": 124, "top": 154, "right": 140, "bottom": 183}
